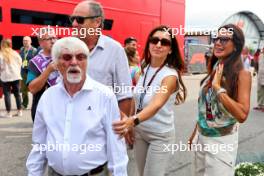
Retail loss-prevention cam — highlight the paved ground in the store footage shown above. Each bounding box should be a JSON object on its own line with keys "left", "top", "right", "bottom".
{"left": 0, "top": 74, "right": 263, "bottom": 176}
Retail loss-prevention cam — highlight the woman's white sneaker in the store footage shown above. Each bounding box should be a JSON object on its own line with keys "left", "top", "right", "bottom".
{"left": 6, "top": 112, "right": 13, "bottom": 118}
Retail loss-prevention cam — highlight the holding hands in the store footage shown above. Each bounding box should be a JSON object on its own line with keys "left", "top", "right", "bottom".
{"left": 113, "top": 115, "right": 136, "bottom": 145}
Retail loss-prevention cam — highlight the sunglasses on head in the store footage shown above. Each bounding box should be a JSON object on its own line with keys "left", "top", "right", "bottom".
{"left": 212, "top": 36, "right": 232, "bottom": 45}
{"left": 149, "top": 37, "right": 171, "bottom": 46}
{"left": 69, "top": 15, "right": 100, "bottom": 24}
{"left": 60, "top": 53, "right": 87, "bottom": 62}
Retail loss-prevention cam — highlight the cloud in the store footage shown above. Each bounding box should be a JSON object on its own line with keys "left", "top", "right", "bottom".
{"left": 185, "top": 0, "right": 263, "bottom": 29}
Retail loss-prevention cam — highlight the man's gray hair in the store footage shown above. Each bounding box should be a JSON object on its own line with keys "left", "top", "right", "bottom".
{"left": 51, "top": 37, "right": 90, "bottom": 62}
{"left": 87, "top": 0, "right": 105, "bottom": 29}
{"left": 37, "top": 27, "right": 55, "bottom": 40}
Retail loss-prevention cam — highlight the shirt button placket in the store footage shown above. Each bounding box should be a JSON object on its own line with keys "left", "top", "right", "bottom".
{"left": 62, "top": 99, "right": 73, "bottom": 173}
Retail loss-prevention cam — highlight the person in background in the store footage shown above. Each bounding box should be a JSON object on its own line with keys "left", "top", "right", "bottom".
{"left": 124, "top": 37, "right": 138, "bottom": 51}
{"left": 0, "top": 42, "right": 2, "bottom": 117}
{"left": 113, "top": 25, "right": 187, "bottom": 176}
{"left": 0, "top": 39, "right": 23, "bottom": 117}
{"left": 0, "top": 80, "right": 3, "bottom": 117}
{"left": 19, "top": 36, "right": 37, "bottom": 109}
{"left": 189, "top": 24, "right": 251, "bottom": 176}
{"left": 241, "top": 46, "right": 252, "bottom": 71}
{"left": 253, "top": 49, "right": 261, "bottom": 75}
{"left": 204, "top": 46, "right": 213, "bottom": 68}
{"left": 27, "top": 28, "right": 59, "bottom": 122}
{"left": 36, "top": 46, "right": 43, "bottom": 55}
{"left": 253, "top": 47, "right": 264, "bottom": 112}
{"left": 125, "top": 48, "right": 141, "bottom": 86}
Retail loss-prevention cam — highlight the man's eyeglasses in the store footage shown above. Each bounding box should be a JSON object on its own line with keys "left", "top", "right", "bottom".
{"left": 42, "top": 37, "right": 57, "bottom": 41}
{"left": 212, "top": 37, "right": 232, "bottom": 45}
{"left": 69, "top": 15, "right": 100, "bottom": 24}
{"left": 60, "top": 53, "right": 87, "bottom": 62}
{"left": 149, "top": 37, "right": 171, "bottom": 46}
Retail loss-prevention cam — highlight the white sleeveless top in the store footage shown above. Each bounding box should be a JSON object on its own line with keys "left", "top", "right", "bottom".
{"left": 133, "top": 65, "right": 178, "bottom": 133}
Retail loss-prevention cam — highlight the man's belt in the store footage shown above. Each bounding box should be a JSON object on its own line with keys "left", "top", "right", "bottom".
{"left": 49, "top": 162, "right": 107, "bottom": 176}
{"left": 87, "top": 162, "right": 106, "bottom": 175}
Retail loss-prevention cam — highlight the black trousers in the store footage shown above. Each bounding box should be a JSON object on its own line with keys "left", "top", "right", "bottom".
{"left": 2, "top": 80, "right": 22, "bottom": 112}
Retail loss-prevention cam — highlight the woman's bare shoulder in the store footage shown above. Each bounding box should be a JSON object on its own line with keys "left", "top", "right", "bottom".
{"left": 238, "top": 69, "right": 251, "bottom": 83}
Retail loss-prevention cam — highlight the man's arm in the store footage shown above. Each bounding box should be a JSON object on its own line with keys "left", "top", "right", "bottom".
{"left": 105, "top": 94, "right": 128, "bottom": 176}
{"left": 26, "top": 97, "right": 47, "bottom": 176}
{"left": 115, "top": 47, "right": 134, "bottom": 116}
{"left": 118, "top": 98, "right": 133, "bottom": 116}
{"left": 28, "top": 62, "right": 57, "bottom": 94}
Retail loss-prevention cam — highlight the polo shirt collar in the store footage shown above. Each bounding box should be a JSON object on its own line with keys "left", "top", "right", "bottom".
{"left": 94, "top": 35, "right": 105, "bottom": 50}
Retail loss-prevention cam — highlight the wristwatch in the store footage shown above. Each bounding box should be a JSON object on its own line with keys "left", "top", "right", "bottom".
{"left": 216, "top": 87, "right": 227, "bottom": 96}
{"left": 133, "top": 115, "right": 140, "bottom": 127}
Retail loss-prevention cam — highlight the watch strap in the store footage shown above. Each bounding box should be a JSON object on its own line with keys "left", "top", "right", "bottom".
{"left": 133, "top": 115, "right": 140, "bottom": 126}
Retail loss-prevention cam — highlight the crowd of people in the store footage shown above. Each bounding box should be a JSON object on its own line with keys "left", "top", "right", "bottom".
{"left": 0, "top": 0, "right": 264, "bottom": 176}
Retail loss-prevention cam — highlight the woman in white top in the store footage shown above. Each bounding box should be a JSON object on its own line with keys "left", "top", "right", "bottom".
{"left": 113, "top": 25, "right": 187, "bottom": 176}
{"left": 0, "top": 39, "right": 23, "bottom": 117}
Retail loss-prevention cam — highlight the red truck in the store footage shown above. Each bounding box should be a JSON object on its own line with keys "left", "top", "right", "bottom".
{"left": 0, "top": 0, "right": 185, "bottom": 55}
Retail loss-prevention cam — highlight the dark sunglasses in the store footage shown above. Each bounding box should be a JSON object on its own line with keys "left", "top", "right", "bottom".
{"left": 212, "top": 37, "right": 232, "bottom": 45}
{"left": 149, "top": 37, "right": 171, "bottom": 46}
{"left": 69, "top": 15, "right": 100, "bottom": 24}
{"left": 60, "top": 53, "right": 87, "bottom": 62}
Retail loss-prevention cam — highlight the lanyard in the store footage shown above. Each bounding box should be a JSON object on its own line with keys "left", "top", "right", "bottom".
{"left": 137, "top": 63, "right": 165, "bottom": 111}
{"left": 23, "top": 47, "right": 32, "bottom": 60}
{"left": 22, "top": 48, "right": 31, "bottom": 68}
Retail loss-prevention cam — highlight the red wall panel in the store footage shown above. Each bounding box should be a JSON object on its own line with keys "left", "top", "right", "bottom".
{"left": 0, "top": 0, "right": 185, "bottom": 55}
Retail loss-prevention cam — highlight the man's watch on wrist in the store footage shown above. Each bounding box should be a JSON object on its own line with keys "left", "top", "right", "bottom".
{"left": 132, "top": 115, "right": 140, "bottom": 127}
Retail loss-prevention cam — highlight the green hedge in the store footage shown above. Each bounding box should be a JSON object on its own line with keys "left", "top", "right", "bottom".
{"left": 235, "top": 162, "right": 264, "bottom": 176}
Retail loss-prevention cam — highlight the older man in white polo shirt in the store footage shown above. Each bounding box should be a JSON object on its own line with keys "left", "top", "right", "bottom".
{"left": 26, "top": 37, "right": 128, "bottom": 176}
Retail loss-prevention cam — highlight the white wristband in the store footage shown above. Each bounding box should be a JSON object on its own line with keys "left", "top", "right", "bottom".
{"left": 216, "top": 88, "right": 227, "bottom": 96}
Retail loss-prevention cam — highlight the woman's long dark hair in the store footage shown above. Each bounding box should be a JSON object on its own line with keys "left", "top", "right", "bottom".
{"left": 141, "top": 25, "right": 187, "bottom": 104}
{"left": 202, "top": 24, "right": 245, "bottom": 100}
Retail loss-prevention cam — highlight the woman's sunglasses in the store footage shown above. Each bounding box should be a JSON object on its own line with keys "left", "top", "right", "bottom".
{"left": 212, "top": 36, "right": 232, "bottom": 45}
{"left": 149, "top": 37, "right": 171, "bottom": 46}
{"left": 69, "top": 15, "right": 100, "bottom": 24}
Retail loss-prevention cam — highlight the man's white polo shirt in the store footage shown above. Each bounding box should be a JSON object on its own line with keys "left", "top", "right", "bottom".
{"left": 26, "top": 75, "right": 128, "bottom": 176}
